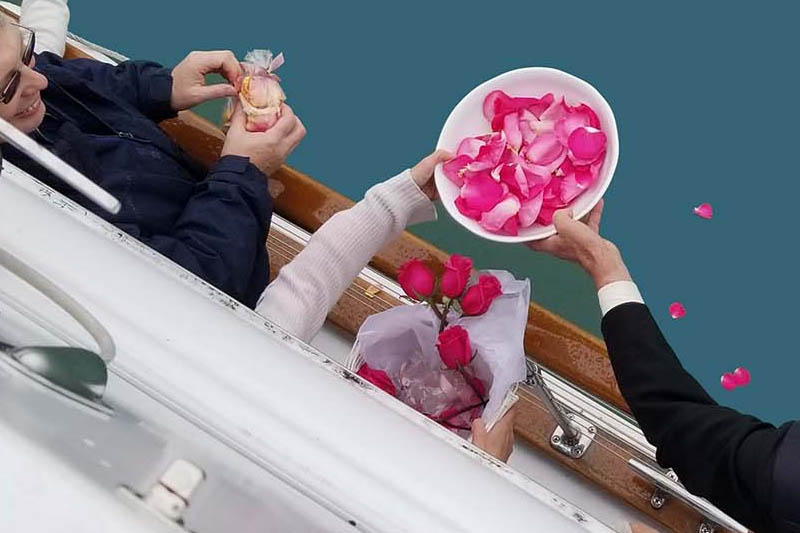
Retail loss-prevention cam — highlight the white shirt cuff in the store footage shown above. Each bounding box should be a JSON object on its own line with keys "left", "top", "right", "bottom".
{"left": 597, "top": 280, "right": 644, "bottom": 316}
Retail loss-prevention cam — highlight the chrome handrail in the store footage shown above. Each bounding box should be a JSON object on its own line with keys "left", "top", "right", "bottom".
{"left": 0, "top": 117, "right": 120, "bottom": 215}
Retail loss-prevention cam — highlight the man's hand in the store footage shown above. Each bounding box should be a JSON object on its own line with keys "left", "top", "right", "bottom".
{"left": 527, "top": 200, "right": 632, "bottom": 290}
{"left": 471, "top": 405, "right": 517, "bottom": 463}
{"left": 171, "top": 51, "right": 242, "bottom": 112}
{"left": 221, "top": 103, "right": 306, "bottom": 176}
{"left": 410, "top": 149, "right": 452, "bottom": 200}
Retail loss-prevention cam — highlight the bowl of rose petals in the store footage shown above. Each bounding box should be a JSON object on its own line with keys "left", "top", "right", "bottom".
{"left": 435, "top": 68, "right": 619, "bottom": 242}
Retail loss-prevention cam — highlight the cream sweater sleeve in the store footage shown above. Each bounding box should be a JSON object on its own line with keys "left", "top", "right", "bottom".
{"left": 20, "top": 0, "right": 70, "bottom": 56}
{"left": 256, "top": 170, "right": 436, "bottom": 343}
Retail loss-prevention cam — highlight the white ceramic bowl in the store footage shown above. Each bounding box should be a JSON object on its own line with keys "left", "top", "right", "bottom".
{"left": 435, "top": 67, "right": 619, "bottom": 242}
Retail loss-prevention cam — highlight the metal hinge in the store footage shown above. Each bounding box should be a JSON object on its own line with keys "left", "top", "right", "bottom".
{"left": 526, "top": 360, "right": 595, "bottom": 459}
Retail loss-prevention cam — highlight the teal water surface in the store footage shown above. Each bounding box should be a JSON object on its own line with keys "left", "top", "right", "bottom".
{"left": 61, "top": 2, "right": 798, "bottom": 425}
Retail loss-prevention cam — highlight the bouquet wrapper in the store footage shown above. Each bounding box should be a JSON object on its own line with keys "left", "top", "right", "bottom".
{"left": 222, "top": 49, "right": 286, "bottom": 132}
{"left": 348, "top": 270, "right": 529, "bottom": 431}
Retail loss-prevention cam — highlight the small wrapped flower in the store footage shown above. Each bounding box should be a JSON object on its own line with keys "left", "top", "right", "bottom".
{"left": 237, "top": 49, "right": 286, "bottom": 132}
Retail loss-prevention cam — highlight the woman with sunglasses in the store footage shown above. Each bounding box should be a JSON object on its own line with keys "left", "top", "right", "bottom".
{"left": 0, "top": 16, "right": 306, "bottom": 308}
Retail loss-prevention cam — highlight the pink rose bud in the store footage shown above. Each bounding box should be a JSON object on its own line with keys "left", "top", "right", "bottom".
{"left": 397, "top": 258, "right": 435, "bottom": 300}
{"left": 436, "top": 325, "right": 472, "bottom": 369}
{"left": 357, "top": 363, "right": 396, "bottom": 396}
{"left": 461, "top": 274, "right": 503, "bottom": 316}
{"left": 441, "top": 254, "right": 474, "bottom": 298}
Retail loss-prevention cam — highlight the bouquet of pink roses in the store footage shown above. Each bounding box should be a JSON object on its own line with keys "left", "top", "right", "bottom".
{"left": 350, "top": 255, "right": 529, "bottom": 435}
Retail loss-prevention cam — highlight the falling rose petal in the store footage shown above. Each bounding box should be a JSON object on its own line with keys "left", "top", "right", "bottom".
{"left": 457, "top": 137, "right": 485, "bottom": 159}
{"left": 518, "top": 193, "right": 544, "bottom": 227}
{"left": 525, "top": 133, "right": 564, "bottom": 165}
{"left": 669, "top": 302, "right": 686, "bottom": 319}
{"left": 442, "top": 155, "right": 472, "bottom": 186}
{"left": 479, "top": 194, "right": 521, "bottom": 232}
{"left": 460, "top": 172, "right": 504, "bottom": 212}
{"left": 720, "top": 373, "right": 738, "bottom": 391}
{"left": 694, "top": 203, "right": 713, "bottom": 220}
{"left": 732, "top": 367, "right": 751, "bottom": 387}
{"left": 455, "top": 195, "right": 482, "bottom": 220}
{"left": 503, "top": 113, "right": 523, "bottom": 152}
{"left": 568, "top": 127, "right": 607, "bottom": 162}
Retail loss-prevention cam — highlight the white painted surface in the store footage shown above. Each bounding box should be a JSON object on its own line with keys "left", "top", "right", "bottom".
{"left": 0, "top": 161, "right": 614, "bottom": 532}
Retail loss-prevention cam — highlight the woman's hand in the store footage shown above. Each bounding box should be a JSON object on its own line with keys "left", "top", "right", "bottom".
{"left": 471, "top": 405, "right": 517, "bottom": 462}
{"left": 410, "top": 149, "right": 452, "bottom": 200}
{"left": 171, "top": 50, "right": 242, "bottom": 112}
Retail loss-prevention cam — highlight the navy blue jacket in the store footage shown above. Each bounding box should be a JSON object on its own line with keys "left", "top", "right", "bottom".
{"left": 4, "top": 52, "right": 272, "bottom": 308}
{"left": 603, "top": 303, "right": 800, "bottom": 533}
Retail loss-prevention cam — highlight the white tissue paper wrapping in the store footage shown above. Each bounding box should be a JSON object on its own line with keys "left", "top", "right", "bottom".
{"left": 351, "top": 270, "right": 529, "bottom": 429}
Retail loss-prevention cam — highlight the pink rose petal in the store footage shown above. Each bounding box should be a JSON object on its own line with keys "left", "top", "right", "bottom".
{"left": 503, "top": 113, "right": 523, "bottom": 152}
{"left": 720, "top": 373, "right": 738, "bottom": 391}
{"left": 669, "top": 302, "right": 686, "bottom": 319}
{"left": 732, "top": 367, "right": 751, "bottom": 387}
{"left": 479, "top": 194, "right": 521, "bottom": 232}
{"left": 568, "top": 127, "right": 607, "bottom": 162}
{"left": 455, "top": 195, "right": 482, "bottom": 221}
{"left": 525, "top": 133, "right": 564, "bottom": 166}
{"left": 499, "top": 164, "right": 529, "bottom": 199}
{"left": 537, "top": 206, "right": 556, "bottom": 225}
{"left": 442, "top": 155, "right": 472, "bottom": 187}
{"left": 457, "top": 137, "right": 485, "bottom": 159}
{"left": 694, "top": 203, "right": 713, "bottom": 220}
{"left": 560, "top": 173, "right": 584, "bottom": 203}
{"left": 482, "top": 90, "right": 510, "bottom": 121}
{"left": 460, "top": 172, "right": 504, "bottom": 212}
{"left": 518, "top": 193, "right": 544, "bottom": 227}
{"left": 500, "top": 215, "right": 519, "bottom": 236}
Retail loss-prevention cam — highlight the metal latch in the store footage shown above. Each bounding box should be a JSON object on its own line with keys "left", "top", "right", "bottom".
{"left": 525, "top": 360, "right": 595, "bottom": 459}
{"left": 628, "top": 458, "right": 749, "bottom": 533}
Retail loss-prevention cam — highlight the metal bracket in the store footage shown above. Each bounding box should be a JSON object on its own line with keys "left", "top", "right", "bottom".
{"left": 628, "top": 458, "right": 748, "bottom": 533}
{"left": 526, "top": 360, "right": 595, "bottom": 459}
{"left": 550, "top": 412, "right": 596, "bottom": 459}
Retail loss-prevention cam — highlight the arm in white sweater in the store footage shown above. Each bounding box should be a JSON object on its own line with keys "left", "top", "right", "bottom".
{"left": 20, "top": 0, "right": 69, "bottom": 56}
{"left": 256, "top": 170, "right": 436, "bottom": 343}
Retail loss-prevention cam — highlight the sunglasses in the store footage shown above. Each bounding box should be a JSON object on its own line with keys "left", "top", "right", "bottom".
{"left": 1, "top": 23, "right": 36, "bottom": 105}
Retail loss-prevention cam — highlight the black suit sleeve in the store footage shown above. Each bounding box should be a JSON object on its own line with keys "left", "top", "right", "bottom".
{"left": 602, "top": 302, "right": 796, "bottom": 533}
